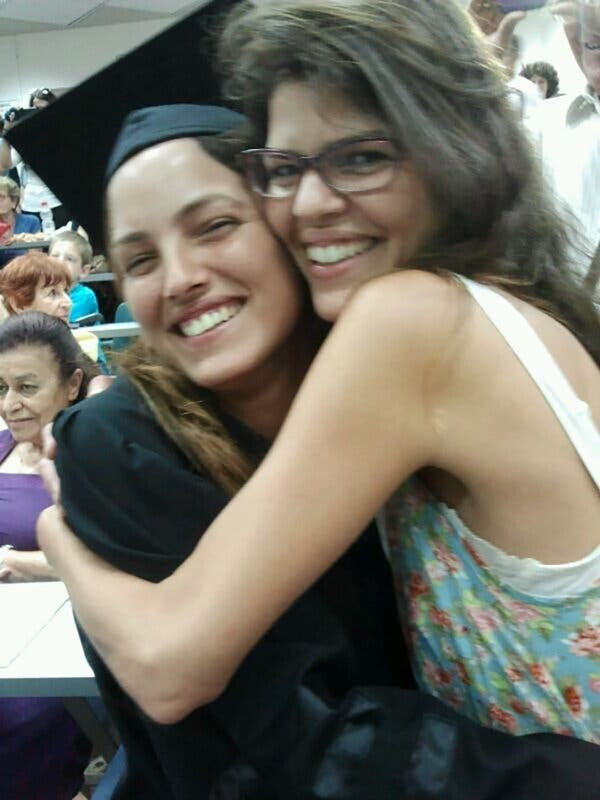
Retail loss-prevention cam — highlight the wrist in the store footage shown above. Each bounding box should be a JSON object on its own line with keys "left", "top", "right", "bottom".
{"left": 0, "top": 544, "right": 14, "bottom": 567}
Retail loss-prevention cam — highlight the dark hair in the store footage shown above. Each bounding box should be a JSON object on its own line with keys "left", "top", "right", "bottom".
{"left": 520, "top": 61, "right": 560, "bottom": 98}
{"left": 29, "top": 87, "right": 57, "bottom": 107}
{"left": 0, "top": 311, "right": 99, "bottom": 402}
{"left": 219, "top": 0, "right": 599, "bottom": 364}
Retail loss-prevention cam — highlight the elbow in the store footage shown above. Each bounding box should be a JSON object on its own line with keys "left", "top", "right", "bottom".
{"left": 122, "top": 638, "right": 231, "bottom": 725}
{"left": 140, "top": 680, "right": 228, "bottom": 726}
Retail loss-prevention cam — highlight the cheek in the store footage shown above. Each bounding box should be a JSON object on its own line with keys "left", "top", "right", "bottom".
{"left": 122, "top": 279, "right": 158, "bottom": 329}
{"left": 263, "top": 200, "right": 292, "bottom": 242}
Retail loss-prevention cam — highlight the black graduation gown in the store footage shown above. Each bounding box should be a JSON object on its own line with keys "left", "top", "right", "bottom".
{"left": 54, "top": 377, "right": 600, "bottom": 799}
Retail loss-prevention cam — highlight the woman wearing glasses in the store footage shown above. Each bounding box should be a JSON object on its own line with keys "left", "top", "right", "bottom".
{"left": 42, "top": 0, "right": 599, "bottom": 753}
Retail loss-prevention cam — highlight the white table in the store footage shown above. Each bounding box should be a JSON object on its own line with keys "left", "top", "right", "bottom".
{"left": 0, "top": 591, "right": 97, "bottom": 698}
{"left": 79, "top": 321, "right": 140, "bottom": 340}
{"left": 0, "top": 584, "right": 118, "bottom": 758}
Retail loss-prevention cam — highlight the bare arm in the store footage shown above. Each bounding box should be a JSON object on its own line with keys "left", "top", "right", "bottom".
{"left": 42, "top": 271, "right": 452, "bottom": 722}
{"left": 0, "top": 548, "right": 57, "bottom": 582}
{"left": 0, "top": 138, "right": 12, "bottom": 172}
{"left": 0, "top": 124, "right": 18, "bottom": 172}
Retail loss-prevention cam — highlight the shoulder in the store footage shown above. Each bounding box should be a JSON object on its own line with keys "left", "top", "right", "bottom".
{"left": 72, "top": 329, "right": 99, "bottom": 362}
{"left": 54, "top": 376, "right": 155, "bottom": 450}
{"left": 0, "top": 428, "right": 14, "bottom": 459}
{"left": 525, "top": 93, "right": 575, "bottom": 137}
{"left": 15, "top": 213, "right": 41, "bottom": 233}
{"left": 341, "top": 270, "right": 465, "bottom": 353}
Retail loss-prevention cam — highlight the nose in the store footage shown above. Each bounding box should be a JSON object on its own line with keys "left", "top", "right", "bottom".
{"left": 162, "top": 239, "right": 211, "bottom": 299}
{"left": 60, "top": 291, "right": 72, "bottom": 311}
{"left": 4, "top": 387, "right": 22, "bottom": 412}
{"left": 291, "top": 169, "right": 347, "bottom": 220}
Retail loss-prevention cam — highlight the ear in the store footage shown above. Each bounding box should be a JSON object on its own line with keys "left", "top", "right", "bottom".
{"left": 67, "top": 368, "right": 84, "bottom": 402}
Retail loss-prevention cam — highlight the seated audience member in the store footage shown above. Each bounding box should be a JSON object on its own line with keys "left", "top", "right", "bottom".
{"left": 468, "top": 0, "right": 541, "bottom": 117}
{"left": 0, "top": 252, "right": 105, "bottom": 367}
{"left": 527, "top": 1, "right": 600, "bottom": 288}
{"left": 0, "top": 175, "right": 41, "bottom": 267}
{"left": 521, "top": 61, "right": 561, "bottom": 99}
{"left": 49, "top": 230, "right": 99, "bottom": 323}
{"left": 0, "top": 89, "right": 69, "bottom": 229}
{"left": 0, "top": 311, "right": 94, "bottom": 797}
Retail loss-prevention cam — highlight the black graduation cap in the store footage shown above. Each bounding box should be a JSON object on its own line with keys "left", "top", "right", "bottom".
{"left": 6, "top": 0, "right": 240, "bottom": 248}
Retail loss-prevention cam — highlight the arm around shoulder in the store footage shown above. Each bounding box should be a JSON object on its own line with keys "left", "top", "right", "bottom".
{"left": 152, "top": 271, "right": 458, "bottom": 706}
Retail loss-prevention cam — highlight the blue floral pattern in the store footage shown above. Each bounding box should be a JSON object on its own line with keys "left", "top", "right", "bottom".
{"left": 382, "top": 477, "right": 600, "bottom": 742}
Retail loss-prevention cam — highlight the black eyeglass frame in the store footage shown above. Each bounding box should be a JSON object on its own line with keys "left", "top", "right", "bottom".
{"left": 240, "top": 135, "right": 402, "bottom": 198}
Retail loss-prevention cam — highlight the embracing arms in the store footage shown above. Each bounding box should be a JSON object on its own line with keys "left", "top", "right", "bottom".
{"left": 41, "top": 271, "right": 448, "bottom": 720}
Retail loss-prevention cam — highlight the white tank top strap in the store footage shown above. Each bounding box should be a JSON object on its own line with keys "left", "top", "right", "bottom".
{"left": 455, "top": 275, "right": 600, "bottom": 492}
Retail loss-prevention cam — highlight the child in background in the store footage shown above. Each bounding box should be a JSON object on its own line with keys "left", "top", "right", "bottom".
{"left": 48, "top": 230, "right": 99, "bottom": 324}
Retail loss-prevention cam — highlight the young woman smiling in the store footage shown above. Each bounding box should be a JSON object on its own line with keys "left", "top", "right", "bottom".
{"left": 38, "top": 0, "right": 599, "bottom": 785}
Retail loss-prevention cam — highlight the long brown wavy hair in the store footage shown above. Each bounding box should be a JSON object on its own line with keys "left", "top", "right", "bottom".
{"left": 218, "top": 0, "right": 599, "bottom": 365}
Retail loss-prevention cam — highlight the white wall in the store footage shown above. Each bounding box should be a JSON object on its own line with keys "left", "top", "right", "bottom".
{"left": 517, "top": 8, "right": 585, "bottom": 95}
{"left": 0, "top": 18, "right": 172, "bottom": 112}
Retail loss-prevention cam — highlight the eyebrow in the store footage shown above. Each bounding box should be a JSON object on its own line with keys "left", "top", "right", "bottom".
{"left": 14, "top": 373, "right": 37, "bottom": 381}
{"left": 111, "top": 194, "right": 244, "bottom": 249}
{"left": 266, "top": 129, "right": 390, "bottom": 152}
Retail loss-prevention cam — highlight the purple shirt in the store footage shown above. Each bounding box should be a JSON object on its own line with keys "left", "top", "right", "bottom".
{"left": 0, "top": 429, "right": 91, "bottom": 798}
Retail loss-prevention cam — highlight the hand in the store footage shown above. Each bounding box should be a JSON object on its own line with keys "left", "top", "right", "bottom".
{"left": 548, "top": 1, "right": 583, "bottom": 70}
{"left": 87, "top": 375, "right": 115, "bottom": 396}
{"left": 39, "top": 423, "right": 61, "bottom": 504}
{"left": 469, "top": 0, "right": 526, "bottom": 60}
{"left": 0, "top": 549, "right": 56, "bottom": 582}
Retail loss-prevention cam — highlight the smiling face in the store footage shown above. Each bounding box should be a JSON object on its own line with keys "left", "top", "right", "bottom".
{"left": 531, "top": 74, "right": 549, "bottom": 99}
{"left": 49, "top": 240, "right": 85, "bottom": 283}
{"left": 0, "top": 187, "right": 17, "bottom": 220}
{"left": 0, "top": 344, "right": 81, "bottom": 445}
{"left": 106, "top": 138, "right": 305, "bottom": 391}
{"left": 22, "top": 280, "right": 72, "bottom": 324}
{"left": 263, "top": 82, "right": 438, "bottom": 321}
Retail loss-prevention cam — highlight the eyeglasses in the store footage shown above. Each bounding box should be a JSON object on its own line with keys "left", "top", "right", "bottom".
{"left": 241, "top": 136, "right": 402, "bottom": 198}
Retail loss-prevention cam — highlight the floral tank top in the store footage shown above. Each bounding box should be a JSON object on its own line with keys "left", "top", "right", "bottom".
{"left": 379, "top": 278, "right": 600, "bottom": 743}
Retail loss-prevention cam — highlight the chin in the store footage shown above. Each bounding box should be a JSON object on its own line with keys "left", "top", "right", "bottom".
{"left": 311, "top": 288, "right": 351, "bottom": 323}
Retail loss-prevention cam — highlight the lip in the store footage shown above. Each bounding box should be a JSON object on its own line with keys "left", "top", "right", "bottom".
{"left": 171, "top": 296, "right": 244, "bottom": 328}
{"left": 7, "top": 418, "right": 34, "bottom": 426}
{"left": 301, "top": 239, "right": 378, "bottom": 282}
{"left": 300, "top": 231, "right": 376, "bottom": 247}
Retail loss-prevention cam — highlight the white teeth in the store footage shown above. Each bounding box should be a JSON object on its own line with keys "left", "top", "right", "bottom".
{"left": 179, "top": 304, "right": 241, "bottom": 337}
{"left": 305, "top": 240, "right": 374, "bottom": 265}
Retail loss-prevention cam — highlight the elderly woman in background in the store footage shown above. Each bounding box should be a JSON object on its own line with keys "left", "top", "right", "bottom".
{"left": 0, "top": 311, "right": 94, "bottom": 797}
{"left": 0, "top": 252, "right": 103, "bottom": 365}
{"left": 0, "top": 175, "right": 41, "bottom": 267}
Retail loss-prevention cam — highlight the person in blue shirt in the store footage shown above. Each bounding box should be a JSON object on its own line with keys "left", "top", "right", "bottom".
{"left": 0, "top": 176, "right": 41, "bottom": 268}
{"left": 48, "top": 230, "right": 98, "bottom": 323}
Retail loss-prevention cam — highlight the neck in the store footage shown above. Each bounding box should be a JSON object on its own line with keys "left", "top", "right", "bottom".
{"left": 217, "top": 323, "right": 318, "bottom": 441}
{"left": 11, "top": 440, "right": 43, "bottom": 469}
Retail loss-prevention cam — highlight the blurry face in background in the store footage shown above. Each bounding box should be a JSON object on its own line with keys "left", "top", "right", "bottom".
{"left": 581, "top": 2, "right": 600, "bottom": 93}
{"left": 107, "top": 138, "right": 305, "bottom": 392}
{"left": 21, "top": 280, "right": 72, "bottom": 324}
{"left": 531, "top": 74, "right": 549, "bottom": 99}
{"left": 49, "top": 241, "right": 86, "bottom": 284}
{"left": 0, "top": 189, "right": 16, "bottom": 218}
{"left": 31, "top": 98, "right": 49, "bottom": 110}
{"left": 263, "top": 82, "right": 438, "bottom": 321}
{"left": 0, "top": 344, "right": 81, "bottom": 445}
